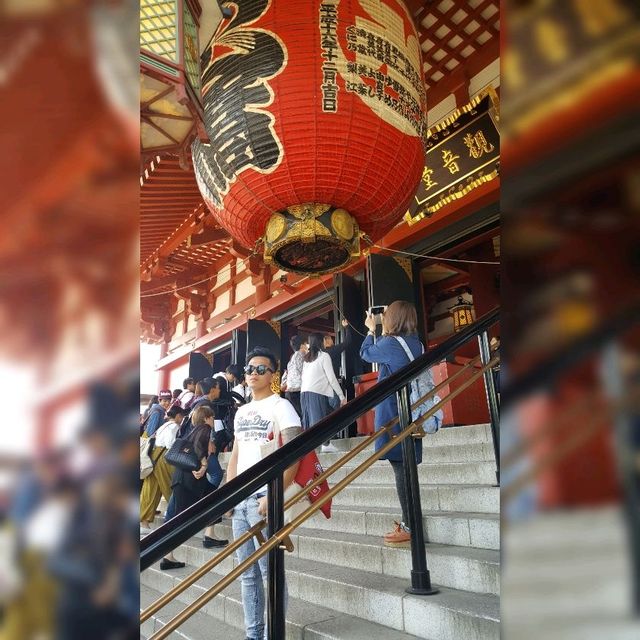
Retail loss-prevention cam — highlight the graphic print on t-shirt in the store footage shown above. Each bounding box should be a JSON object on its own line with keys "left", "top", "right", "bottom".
{"left": 235, "top": 410, "right": 272, "bottom": 442}
{"left": 233, "top": 394, "right": 302, "bottom": 484}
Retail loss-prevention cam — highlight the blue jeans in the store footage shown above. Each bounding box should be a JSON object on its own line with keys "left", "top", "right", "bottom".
{"left": 164, "top": 493, "right": 176, "bottom": 522}
{"left": 232, "top": 494, "right": 288, "bottom": 640}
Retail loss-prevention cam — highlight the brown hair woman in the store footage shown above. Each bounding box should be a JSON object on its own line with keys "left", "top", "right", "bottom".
{"left": 360, "top": 300, "right": 428, "bottom": 548}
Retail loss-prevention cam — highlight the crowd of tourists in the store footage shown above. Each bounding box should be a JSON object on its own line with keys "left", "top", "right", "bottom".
{"left": 140, "top": 301, "right": 431, "bottom": 640}
{"left": 2, "top": 382, "right": 139, "bottom": 640}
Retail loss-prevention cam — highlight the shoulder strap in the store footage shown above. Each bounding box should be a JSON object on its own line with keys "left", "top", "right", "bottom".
{"left": 395, "top": 336, "right": 425, "bottom": 362}
{"left": 155, "top": 421, "right": 170, "bottom": 440}
{"left": 395, "top": 336, "right": 414, "bottom": 362}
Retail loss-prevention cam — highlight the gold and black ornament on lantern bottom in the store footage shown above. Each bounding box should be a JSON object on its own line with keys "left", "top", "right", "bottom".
{"left": 263, "top": 204, "right": 360, "bottom": 275}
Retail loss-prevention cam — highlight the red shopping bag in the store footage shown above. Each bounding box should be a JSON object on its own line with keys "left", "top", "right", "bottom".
{"left": 266, "top": 430, "right": 332, "bottom": 519}
{"left": 295, "top": 450, "right": 332, "bottom": 519}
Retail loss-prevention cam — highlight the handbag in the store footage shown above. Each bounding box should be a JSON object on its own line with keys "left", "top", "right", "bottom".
{"left": 260, "top": 426, "right": 332, "bottom": 521}
{"left": 165, "top": 436, "right": 200, "bottom": 472}
{"left": 395, "top": 337, "right": 443, "bottom": 434}
{"left": 140, "top": 436, "right": 155, "bottom": 479}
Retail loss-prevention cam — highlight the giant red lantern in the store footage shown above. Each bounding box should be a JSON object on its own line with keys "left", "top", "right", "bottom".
{"left": 193, "top": 0, "right": 427, "bottom": 274}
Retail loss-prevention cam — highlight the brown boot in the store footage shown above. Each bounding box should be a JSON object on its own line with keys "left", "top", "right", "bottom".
{"left": 383, "top": 521, "right": 411, "bottom": 547}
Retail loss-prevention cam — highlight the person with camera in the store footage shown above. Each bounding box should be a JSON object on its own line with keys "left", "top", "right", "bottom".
{"left": 360, "top": 300, "right": 425, "bottom": 548}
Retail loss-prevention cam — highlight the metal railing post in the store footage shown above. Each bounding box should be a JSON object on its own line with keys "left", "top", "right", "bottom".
{"left": 267, "top": 473, "right": 286, "bottom": 639}
{"left": 478, "top": 331, "right": 500, "bottom": 485}
{"left": 397, "top": 384, "right": 439, "bottom": 595}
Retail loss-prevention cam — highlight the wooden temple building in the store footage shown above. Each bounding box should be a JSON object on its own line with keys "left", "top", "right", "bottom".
{"left": 140, "top": 0, "right": 501, "bottom": 432}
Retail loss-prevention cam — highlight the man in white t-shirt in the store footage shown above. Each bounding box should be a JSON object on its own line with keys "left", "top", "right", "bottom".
{"left": 225, "top": 347, "right": 301, "bottom": 640}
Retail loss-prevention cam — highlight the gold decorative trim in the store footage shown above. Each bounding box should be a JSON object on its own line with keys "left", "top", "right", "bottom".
{"left": 289, "top": 219, "right": 332, "bottom": 243}
{"left": 331, "top": 208, "right": 355, "bottom": 240}
{"left": 267, "top": 320, "right": 281, "bottom": 338}
{"left": 263, "top": 205, "right": 361, "bottom": 275}
{"left": 270, "top": 370, "right": 281, "bottom": 395}
{"left": 404, "top": 170, "right": 499, "bottom": 226}
{"left": 393, "top": 257, "right": 413, "bottom": 281}
{"left": 265, "top": 213, "right": 286, "bottom": 243}
{"left": 288, "top": 203, "right": 331, "bottom": 219}
{"left": 426, "top": 86, "right": 500, "bottom": 139}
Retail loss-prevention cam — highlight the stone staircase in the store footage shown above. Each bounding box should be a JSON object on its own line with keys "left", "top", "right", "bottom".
{"left": 502, "top": 506, "right": 640, "bottom": 640}
{"left": 141, "top": 423, "right": 500, "bottom": 639}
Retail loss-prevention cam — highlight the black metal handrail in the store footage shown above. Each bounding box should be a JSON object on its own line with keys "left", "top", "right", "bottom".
{"left": 141, "top": 306, "right": 499, "bottom": 570}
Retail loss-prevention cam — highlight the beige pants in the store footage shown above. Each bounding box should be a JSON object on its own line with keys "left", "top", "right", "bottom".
{"left": 140, "top": 447, "right": 173, "bottom": 523}
{"left": 0, "top": 550, "right": 57, "bottom": 640}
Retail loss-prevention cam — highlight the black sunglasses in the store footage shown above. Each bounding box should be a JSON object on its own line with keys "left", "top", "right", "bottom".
{"left": 244, "top": 364, "right": 275, "bottom": 376}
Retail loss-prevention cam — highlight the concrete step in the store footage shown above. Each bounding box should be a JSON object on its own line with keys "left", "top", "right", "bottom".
{"left": 141, "top": 554, "right": 499, "bottom": 639}
{"left": 217, "top": 425, "right": 494, "bottom": 467}
{"left": 331, "top": 483, "right": 499, "bottom": 514}
{"left": 154, "top": 501, "right": 499, "bottom": 551}
{"left": 317, "top": 442, "right": 496, "bottom": 468}
{"left": 294, "top": 529, "right": 499, "bottom": 596}
{"left": 141, "top": 585, "right": 246, "bottom": 640}
{"left": 141, "top": 568, "right": 426, "bottom": 640}
{"left": 329, "top": 425, "right": 493, "bottom": 450}
{"left": 177, "top": 456, "right": 497, "bottom": 497}
{"left": 170, "top": 529, "right": 499, "bottom": 596}
{"left": 308, "top": 506, "right": 499, "bottom": 549}
{"left": 330, "top": 460, "right": 498, "bottom": 486}
{"left": 502, "top": 507, "right": 640, "bottom": 639}
{"left": 216, "top": 456, "right": 497, "bottom": 486}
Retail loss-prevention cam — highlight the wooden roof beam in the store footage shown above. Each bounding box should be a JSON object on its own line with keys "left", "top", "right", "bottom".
{"left": 140, "top": 202, "right": 207, "bottom": 274}
{"left": 403, "top": 0, "right": 425, "bottom": 13}
{"left": 425, "top": 36, "right": 499, "bottom": 108}
{"left": 188, "top": 226, "right": 229, "bottom": 247}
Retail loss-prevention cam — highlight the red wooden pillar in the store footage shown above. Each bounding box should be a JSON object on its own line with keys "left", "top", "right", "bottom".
{"left": 467, "top": 242, "right": 499, "bottom": 338}
{"left": 251, "top": 265, "right": 272, "bottom": 306}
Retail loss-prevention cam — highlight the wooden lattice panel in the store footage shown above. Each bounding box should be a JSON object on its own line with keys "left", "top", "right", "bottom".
{"left": 140, "top": 0, "right": 178, "bottom": 63}
{"left": 416, "top": 0, "right": 499, "bottom": 88}
{"left": 171, "top": 238, "right": 231, "bottom": 269}
{"left": 182, "top": 1, "right": 200, "bottom": 94}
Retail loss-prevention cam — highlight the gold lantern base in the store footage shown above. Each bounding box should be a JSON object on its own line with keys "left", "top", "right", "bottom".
{"left": 263, "top": 204, "right": 361, "bottom": 275}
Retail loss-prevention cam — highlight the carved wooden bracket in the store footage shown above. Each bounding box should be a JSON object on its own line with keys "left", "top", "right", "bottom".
{"left": 229, "top": 239, "right": 251, "bottom": 260}
{"left": 141, "top": 295, "right": 178, "bottom": 343}
{"left": 250, "top": 264, "right": 272, "bottom": 305}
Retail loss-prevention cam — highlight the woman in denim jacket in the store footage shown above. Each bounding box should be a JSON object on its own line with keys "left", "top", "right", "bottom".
{"left": 360, "top": 300, "right": 424, "bottom": 548}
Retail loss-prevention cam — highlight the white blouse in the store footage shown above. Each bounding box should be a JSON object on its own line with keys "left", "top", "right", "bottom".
{"left": 301, "top": 351, "right": 345, "bottom": 400}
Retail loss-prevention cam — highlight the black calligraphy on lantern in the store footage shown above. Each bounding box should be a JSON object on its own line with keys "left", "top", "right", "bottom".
{"left": 193, "top": 0, "right": 285, "bottom": 208}
{"left": 319, "top": 2, "right": 339, "bottom": 112}
{"left": 344, "top": 23, "right": 425, "bottom": 136}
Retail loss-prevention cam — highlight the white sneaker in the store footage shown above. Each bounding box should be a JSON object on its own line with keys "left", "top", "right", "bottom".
{"left": 321, "top": 443, "right": 339, "bottom": 453}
